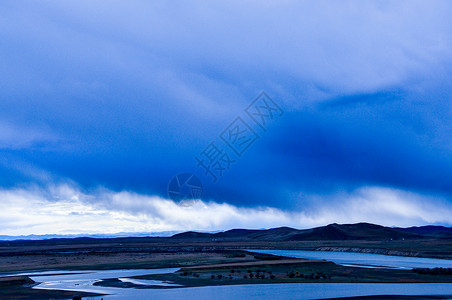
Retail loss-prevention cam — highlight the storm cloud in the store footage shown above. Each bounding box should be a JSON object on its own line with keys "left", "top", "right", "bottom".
{"left": 0, "top": 1, "right": 451, "bottom": 234}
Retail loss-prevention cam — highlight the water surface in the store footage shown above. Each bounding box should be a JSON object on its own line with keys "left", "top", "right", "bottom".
{"left": 10, "top": 250, "right": 452, "bottom": 299}
{"left": 248, "top": 249, "right": 452, "bottom": 269}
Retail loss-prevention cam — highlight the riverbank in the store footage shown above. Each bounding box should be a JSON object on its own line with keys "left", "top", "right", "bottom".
{"left": 119, "top": 258, "right": 452, "bottom": 289}
{"left": 0, "top": 275, "right": 101, "bottom": 299}
{"left": 4, "top": 250, "right": 452, "bottom": 299}
{"left": 2, "top": 233, "right": 452, "bottom": 299}
{"left": 2, "top": 238, "right": 452, "bottom": 274}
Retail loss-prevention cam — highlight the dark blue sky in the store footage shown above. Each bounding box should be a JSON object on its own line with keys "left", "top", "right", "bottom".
{"left": 0, "top": 1, "right": 451, "bottom": 235}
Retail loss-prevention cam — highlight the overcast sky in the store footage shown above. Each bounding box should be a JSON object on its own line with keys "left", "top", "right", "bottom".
{"left": 0, "top": 1, "right": 451, "bottom": 235}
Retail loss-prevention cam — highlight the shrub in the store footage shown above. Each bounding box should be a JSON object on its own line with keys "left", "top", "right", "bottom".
{"left": 413, "top": 268, "right": 452, "bottom": 275}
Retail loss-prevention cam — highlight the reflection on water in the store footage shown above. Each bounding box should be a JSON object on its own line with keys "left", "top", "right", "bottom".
{"left": 39, "top": 281, "right": 452, "bottom": 300}
{"left": 118, "top": 277, "right": 182, "bottom": 287}
{"left": 248, "top": 249, "right": 452, "bottom": 269}
{"left": 6, "top": 251, "right": 452, "bottom": 299}
{"left": 27, "top": 268, "right": 180, "bottom": 295}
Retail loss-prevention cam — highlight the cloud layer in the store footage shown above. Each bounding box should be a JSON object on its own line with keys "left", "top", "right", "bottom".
{"left": 0, "top": 184, "right": 451, "bottom": 236}
{"left": 0, "top": 1, "right": 451, "bottom": 234}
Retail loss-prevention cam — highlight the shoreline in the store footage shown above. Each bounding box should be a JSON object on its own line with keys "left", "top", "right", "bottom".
{"left": 3, "top": 253, "right": 452, "bottom": 299}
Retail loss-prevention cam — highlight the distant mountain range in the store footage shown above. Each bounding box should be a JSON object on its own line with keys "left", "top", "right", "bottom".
{"left": 171, "top": 223, "right": 452, "bottom": 241}
{"left": 1, "top": 223, "right": 452, "bottom": 242}
{"left": 0, "top": 231, "right": 179, "bottom": 241}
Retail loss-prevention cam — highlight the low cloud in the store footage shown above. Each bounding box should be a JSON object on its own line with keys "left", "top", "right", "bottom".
{"left": 0, "top": 185, "right": 450, "bottom": 236}
{"left": 0, "top": 1, "right": 451, "bottom": 210}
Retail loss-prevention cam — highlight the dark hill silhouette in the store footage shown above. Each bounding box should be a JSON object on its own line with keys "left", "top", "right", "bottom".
{"left": 170, "top": 222, "right": 424, "bottom": 241}
{"left": 287, "top": 223, "right": 420, "bottom": 241}
{"left": 214, "top": 229, "right": 261, "bottom": 238}
{"left": 395, "top": 225, "right": 452, "bottom": 238}
{"left": 1, "top": 223, "right": 448, "bottom": 246}
{"left": 171, "top": 231, "right": 213, "bottom": 239}
{"left": 246, "top": 226, "right": 302, "bottom": 240}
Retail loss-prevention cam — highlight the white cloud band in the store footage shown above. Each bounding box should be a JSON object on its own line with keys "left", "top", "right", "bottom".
{"left": 0, "top": 185, "right": 450, "bottom": 236}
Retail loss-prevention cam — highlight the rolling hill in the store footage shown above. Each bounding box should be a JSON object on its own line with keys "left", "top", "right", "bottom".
{"left": 171, "top": 222, "right": 426, "bottom": 241}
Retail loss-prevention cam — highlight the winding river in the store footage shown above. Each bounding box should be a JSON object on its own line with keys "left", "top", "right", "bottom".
{"left": 248, "top": 249, "right": 452, "bottom": 269}
{"left": 8, "top": 250, "right": 452, "bottom": 299}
